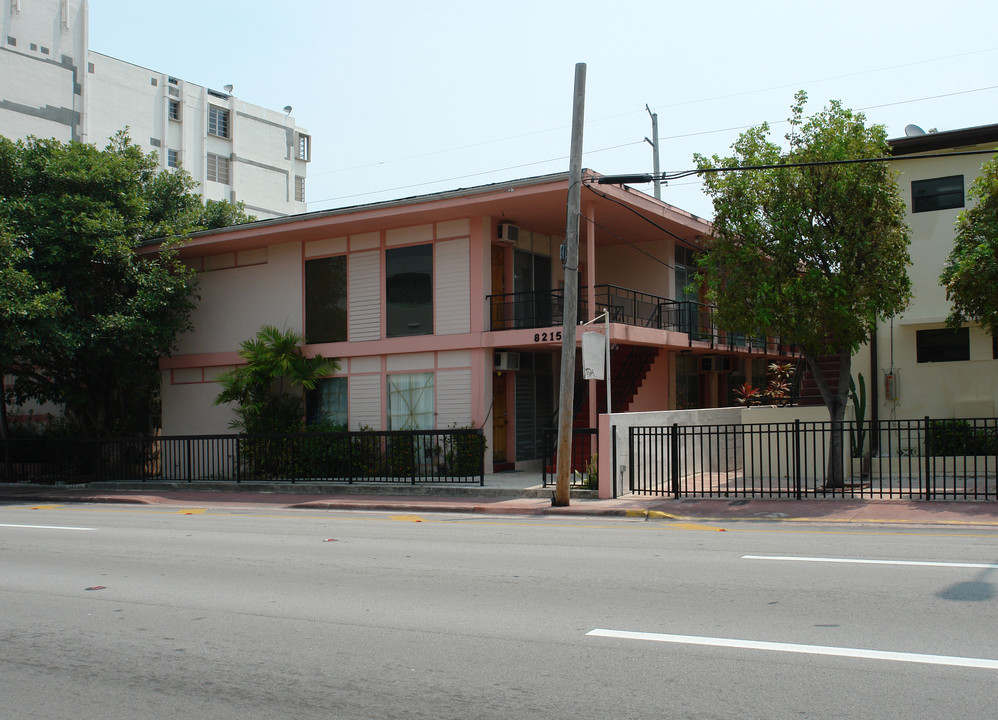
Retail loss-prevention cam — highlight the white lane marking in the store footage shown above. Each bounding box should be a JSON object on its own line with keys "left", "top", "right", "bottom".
{"left": 0, "top": 523, "right": 96, "bottom": 531}
{"left": 587, "top": 629, "right": 998, "bottom": 669}
{"left": 742, "top": 554, "right": 998, "bottom": 569}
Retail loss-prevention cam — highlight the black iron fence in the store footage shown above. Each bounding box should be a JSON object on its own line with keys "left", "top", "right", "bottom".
{"left": 628, "top": 417, "right": 998, "bottom": 500}
{"left": 541, "top": 428, "right": 598, "bottom": 489}
{"left": 1, "top": 428, "right": 486, "bottom": 485}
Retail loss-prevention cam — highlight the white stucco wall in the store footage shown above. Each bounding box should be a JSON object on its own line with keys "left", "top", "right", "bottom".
{"left": 176, "top": 243, "right": 302, "bottom": 356}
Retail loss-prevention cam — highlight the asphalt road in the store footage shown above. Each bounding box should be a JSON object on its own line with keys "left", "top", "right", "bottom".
{"left": 2, "top": 503, "right": 997, "bottom": 719}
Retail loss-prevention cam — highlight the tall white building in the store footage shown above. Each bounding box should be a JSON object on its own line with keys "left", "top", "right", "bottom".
{"left": 0, "top": 0, "right": 310, "bottom": 219}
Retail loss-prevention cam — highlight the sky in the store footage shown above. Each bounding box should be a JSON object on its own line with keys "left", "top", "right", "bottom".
{"left": 88, "top": 0, "right": 998, "bottom": 221}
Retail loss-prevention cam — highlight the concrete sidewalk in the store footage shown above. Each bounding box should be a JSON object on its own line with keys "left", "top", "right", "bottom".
{"left": 3, "top": 475, "right": 998, "bottom": 527}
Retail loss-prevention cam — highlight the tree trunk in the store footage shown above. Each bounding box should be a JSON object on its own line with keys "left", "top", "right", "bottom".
{"left": 804, "top": 349, "right": 853, "bottom": 489}
{"left": 0, "top": 372, "right": 13, "bottom": 481}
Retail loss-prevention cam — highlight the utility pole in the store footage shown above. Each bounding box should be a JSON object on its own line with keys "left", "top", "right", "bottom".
{"left": 554, "top": 62, "right": 586, "bottom": 507}
{"left": 645, "top": 104, "right": 661, "bottom": 200}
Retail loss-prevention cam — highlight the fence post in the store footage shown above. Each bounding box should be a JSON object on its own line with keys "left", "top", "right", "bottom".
{"left": 478, "top": 429, "right": 485, "bottom": 486}
{"left": 794, "top": 419, "right": 802, "bottom": 500}
{"left": 611, "top": 425, "right": 618, "bottom": 499}
{"left": 185, "top": 437, "right": 192, "bottom": 482}
{"left": 235, "top": 436, "right": 241, "bottom": 483}
{"left": 924, "top": 415, "right": 932, "bottom": 501}
{"left": 670, "top": 423, "right": 680, "bottom": 499}
{"left": 628, "top": 427, "right": 635, "bottom": 494}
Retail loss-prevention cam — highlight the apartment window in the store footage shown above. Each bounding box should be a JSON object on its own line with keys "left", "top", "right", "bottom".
{"left": 304, "top": 255, "right": 347, "bottom": 344}
{"left": 916, "top": 327, "right": 969, "bottom": 363}
{"left": 295, "top": 175, "right": 305, "bottom": 202}
{"left": 386, "top": 244, "right": 433, "bottom": 338}
{"left": 208, "top": 106, "right": 230, "bottom": 138}
{"left": 297, "top": 133, "right": 311, "bottom": 161}
{"left": 305, "top": 377, "right": 347, "bottom": 428}
{"left": 167, "top": 149, "right": 179, "bottom": 168}
{"left": 168, "top": 99, "right": 181, "bottom": 121}
{"left": 206, "top": 153, "right": 230, "bottom": 184}
{"left": 387, "top": 373, "right": 434, "bottom": 430}
{"left": 912, "top": 175, "right": 964, "bottom": 213}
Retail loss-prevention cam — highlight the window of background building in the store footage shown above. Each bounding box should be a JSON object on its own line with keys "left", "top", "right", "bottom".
{"left": 206, "top": 153, "right": 230, "bottom": 184}
{"left": 305, "top": 377, "right": 347, "bottom": 428}
{"left": 297, "top": 133, "right": 311, "bottom": 162}
{"left": 168, "top": 99, "right": 181, "bottom": 121}
{"left": 916, "top": 327, "right": 970, "bottom": 363}
{"left": 295, "top": 175, "right": 305, "bottom": 202}
{"left": 208, "top": 105, "right": 230, "bottom": 138}
{"left": 912, "top": 175, "right": 964, "bottom": 213}
{"left": 386, "top": 244, "right": 433, "bottom": 338}
{"left": 167, "top": 149, "right": 179, "bottom": 168}
{"left": 387, "top": 373, "right": 434, "bottom": 430}
{"left": 304, "top": 255, "right": 347, "bottom": 344}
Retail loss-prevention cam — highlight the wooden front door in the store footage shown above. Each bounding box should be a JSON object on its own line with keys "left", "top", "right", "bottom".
{"left": 492, "top": 371, "right": 508, "bottom": 463}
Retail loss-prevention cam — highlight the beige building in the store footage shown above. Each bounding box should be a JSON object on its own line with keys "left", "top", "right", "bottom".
{"left": 1, "top": 0, "right": 310, "bottom": 219}
{"left": 853, "top": 123, "right": 998, "bottom": 422}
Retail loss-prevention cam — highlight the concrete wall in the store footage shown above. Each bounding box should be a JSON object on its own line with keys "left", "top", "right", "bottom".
{"left": 597, "top": 405, "right": 830, "bottom": 498}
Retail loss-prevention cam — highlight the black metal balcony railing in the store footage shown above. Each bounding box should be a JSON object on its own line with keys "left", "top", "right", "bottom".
{"left": 486, "top": 284, "right": 793, "bottom": 354}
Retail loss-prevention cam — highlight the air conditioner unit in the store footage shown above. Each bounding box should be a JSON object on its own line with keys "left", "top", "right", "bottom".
{"left": 497, "top": 223, "right": 520, "bottom": 246}
{"left": 494, "top": 351, "right": 520, "bottom": 372}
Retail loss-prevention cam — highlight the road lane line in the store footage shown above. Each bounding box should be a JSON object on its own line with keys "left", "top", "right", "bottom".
{"left": 0, "top": 523, "right": 96, "bottom": 531}
{"left": 742, "top": 554, "right": 998, "bottom": 569}
{"left": 586, "top": 629, "right": 998, "bottom": 669}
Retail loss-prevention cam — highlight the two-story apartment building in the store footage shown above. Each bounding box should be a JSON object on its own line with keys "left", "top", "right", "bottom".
{"left": 148, "top": 171, "right": 793, "bottom": 472}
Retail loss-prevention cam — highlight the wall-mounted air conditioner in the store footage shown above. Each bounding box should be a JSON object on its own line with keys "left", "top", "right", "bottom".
{"left": 497, "top": 223, "right": 520, "bottom": 246}
{"left": 494, "top": 351, "right": 520, "bottom": 372}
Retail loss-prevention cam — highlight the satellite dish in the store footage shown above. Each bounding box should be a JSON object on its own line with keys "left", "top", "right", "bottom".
{"left": 283, "top": 105, "right": 293, "bottom": 116}
{"left": 905, "top": 124, "right": 926, "bottom": 137}
{"left": 223, "top": 84, "right": 233, "bottom": 94}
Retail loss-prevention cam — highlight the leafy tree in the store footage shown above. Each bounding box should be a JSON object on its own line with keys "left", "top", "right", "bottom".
{"left": 214, "top": 325, "right": 340, "bottom": 433}
{"left": 0, "top": 226, "right": 65, "bottom": 474}
{"left": 0, "top": 132, "right": 253, "bottom": 436}
{"left": 694, "top": 92, "right": 911, "bottom": 485}
{"left": 940, "top": 154, "right": 998, "bottom": 336}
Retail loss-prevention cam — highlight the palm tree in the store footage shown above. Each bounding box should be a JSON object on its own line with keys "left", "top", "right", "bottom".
{"left": 214, "top": 325, "right": 339, "bottom": 433}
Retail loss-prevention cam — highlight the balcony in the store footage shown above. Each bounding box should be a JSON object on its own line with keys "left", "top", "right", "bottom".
{"left": 486, "top": 284, "right": 791, "bottom": 353}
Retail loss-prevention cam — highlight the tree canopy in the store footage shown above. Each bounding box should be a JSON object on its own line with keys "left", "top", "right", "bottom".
{"left": 940, "top": 154, "right": 998, "bottom": 336}
{"left": 694, "top": 93, "right": 912, "bottom": 483}
{"left": 0, "top": 132, "right": 253, "bottom": 436}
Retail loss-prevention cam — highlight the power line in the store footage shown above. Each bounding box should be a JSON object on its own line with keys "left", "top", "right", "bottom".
{"left": 310, "top": 48, "right": 998, "bottom": 180}
{"left": 309, "top": 84, "right": 998, "bottom": 208}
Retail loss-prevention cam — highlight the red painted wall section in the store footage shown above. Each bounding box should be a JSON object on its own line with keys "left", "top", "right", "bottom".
{"left": 625, "top": 350, "right": 672, "bottom": 413}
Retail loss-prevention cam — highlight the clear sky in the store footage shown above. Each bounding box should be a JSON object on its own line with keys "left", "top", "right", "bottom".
{"left": 88, "top": 0, "right": 998, "bottom": 221}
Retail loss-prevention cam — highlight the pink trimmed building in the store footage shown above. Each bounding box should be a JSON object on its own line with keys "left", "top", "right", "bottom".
{"left": 148, "top": 171, "right": 791, "bottom": 473}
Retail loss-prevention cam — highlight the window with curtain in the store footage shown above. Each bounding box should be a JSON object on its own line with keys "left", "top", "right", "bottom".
{"left": 387, "top": 373, "right": 434, "bottom": 430}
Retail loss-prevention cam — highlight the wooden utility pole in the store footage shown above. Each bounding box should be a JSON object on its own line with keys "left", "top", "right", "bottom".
{"left": 553, "top": 62, "right": 586, "bottom": 507}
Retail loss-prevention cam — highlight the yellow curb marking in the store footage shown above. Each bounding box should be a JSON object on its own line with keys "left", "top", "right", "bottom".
{"left": 647, "top": 511, "right": 678, "bottom": 520}
{"left": 178, "top": 508, "right": 207, "bottom": 515}
{"left": 669, "top": 522, "right": 727, "bottom": 531}
{"left": 30, "top": 504, "right": 62, "bottom": 510}
{"left": 625, "top": 510, "right": 647, "bottom": 518}
{"left": 389, "top": 515, "right": 425, "bottom": 523}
